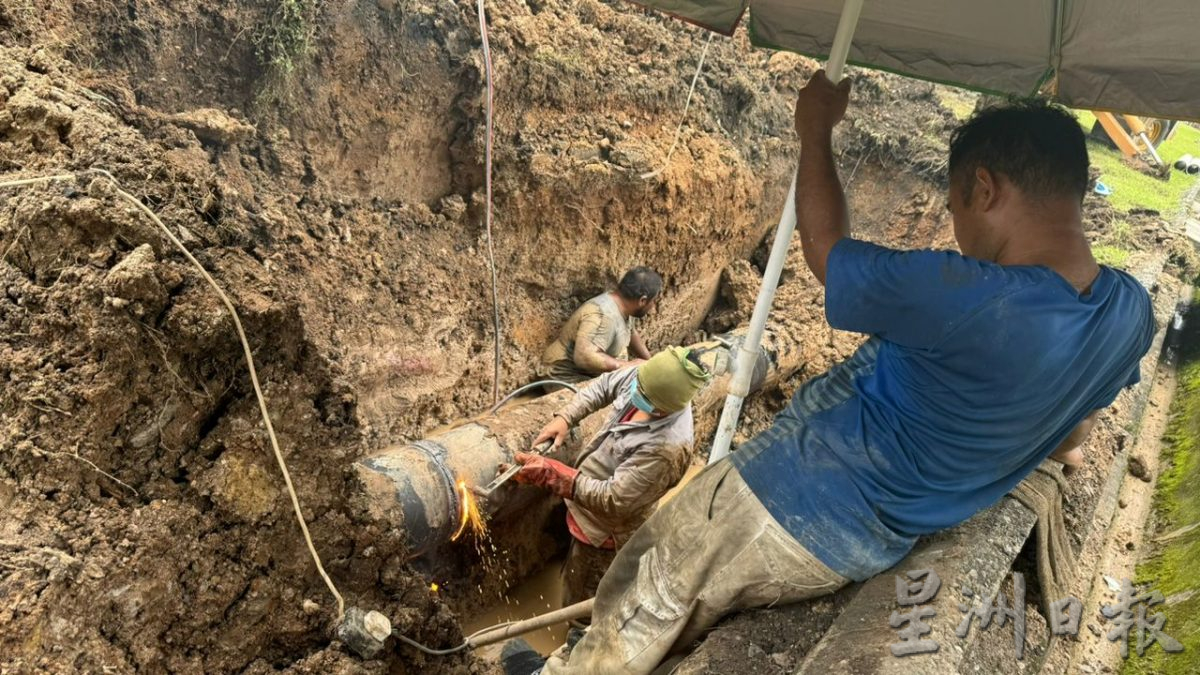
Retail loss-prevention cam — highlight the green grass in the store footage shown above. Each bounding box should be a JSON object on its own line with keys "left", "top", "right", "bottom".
{"left": 1075, "top": 110, "right": 1099, "bottom": 133}
{"left": 254, "top": 0, "right": 318, "bottom": 103}
{"left": 1122, "top": 292, "right": 1200, "bottom": 675}
{"left": 936, "top": 87, "right": 977, "bottom": 121}
{"left": 1093, "top": 245, "right": 1132, "bottom": 269}
{"left": 1073, "top": 113, "right": 1200, "bottom": 217}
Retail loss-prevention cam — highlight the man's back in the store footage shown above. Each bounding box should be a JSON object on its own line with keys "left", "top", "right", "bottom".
{"left": 733, "top": 239, "right": 1155, "bottom": 581}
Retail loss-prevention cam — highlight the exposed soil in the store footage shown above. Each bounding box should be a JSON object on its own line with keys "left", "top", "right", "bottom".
{"left": 3, "top": 2, "right": 1193, "bottom": 674}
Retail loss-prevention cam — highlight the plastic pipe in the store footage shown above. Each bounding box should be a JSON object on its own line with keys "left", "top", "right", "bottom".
{"left": 708, "top": 0, "right": 864, "bottom": 464}
{"left": 467, "top": 599, "right": 595, "bottom": 648}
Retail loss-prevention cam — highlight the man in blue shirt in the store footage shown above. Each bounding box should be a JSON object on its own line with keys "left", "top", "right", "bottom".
{"left": 523, "top": 72, "right": 1155, "bottom": 675}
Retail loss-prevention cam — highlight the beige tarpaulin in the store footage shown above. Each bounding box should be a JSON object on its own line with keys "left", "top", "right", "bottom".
{"left": 632, "top": 0, "right": 1199, "bottom": 119}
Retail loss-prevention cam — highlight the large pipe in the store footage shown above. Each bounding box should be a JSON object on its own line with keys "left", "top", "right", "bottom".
{"left": 351, "top": 326, "right": 800, "bottom": 557}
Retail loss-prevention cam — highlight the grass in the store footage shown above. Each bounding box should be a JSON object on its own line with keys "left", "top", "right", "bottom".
{"left": 1122, "top": 292, "right": 1200, "bottom": 674}
{"left": 936, "top": 86, "right": 977, "bottom": 121}
{"left": 254, "top": 0, "right": 319, "bottom": 103}
{"left": 531, "top": 46, "right": 588, "bottom": 76}
{"left": 1093, "top": 245, "right": 1132, "bottom": 269}
{"left": 1073, "top": 113, "right": 1200, "bottom": 217}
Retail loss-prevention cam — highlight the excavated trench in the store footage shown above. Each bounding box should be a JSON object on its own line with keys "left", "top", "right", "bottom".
{"left": 4, "top": 1, "right": 1195, "bottom": 674}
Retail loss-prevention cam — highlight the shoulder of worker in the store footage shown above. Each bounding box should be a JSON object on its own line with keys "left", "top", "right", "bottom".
{"left": 573, "top": 293, "right": 620, "bottom": 326}
{"left": 589, "top": 292, "right": 627, "bottom": 318}
{"left": 601, "top": 365, "right": 639, "bottom": 403}
{"left": 1098, "top": 265, "right": 1158, "bottom": 340}
{"left": 825, "top": 239, "right": 1042, "bottom": 329}
{"left": 830, "top": 237, "right": 1032, "bottom": 286}
{"left": 639, "top": 403, "right": 695, "bottom": 448}
{"left": 584, "top": 291, "right": 613, "bottom": 308}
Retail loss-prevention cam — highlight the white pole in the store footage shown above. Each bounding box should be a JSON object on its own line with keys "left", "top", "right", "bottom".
{"left": 708, "top": 0, "right": 865, "bottom": 464}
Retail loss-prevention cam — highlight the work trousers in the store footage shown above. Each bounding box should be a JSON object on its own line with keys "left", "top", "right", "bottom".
{"left": 562, "top": 538, "right": 617, "bottom": 626}
{"left": 542, "top": 459, "right": 848, "bottom": 674}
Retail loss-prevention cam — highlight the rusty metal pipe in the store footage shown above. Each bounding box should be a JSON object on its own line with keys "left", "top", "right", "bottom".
{"left": 352, "top": 326, "right": 803, "bottom": 558}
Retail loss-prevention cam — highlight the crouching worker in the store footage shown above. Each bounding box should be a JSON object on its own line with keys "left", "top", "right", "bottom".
{"left": 540, "top": 267, "right": 661, "bottom": 386}
{"left": 504, "top": 347, "right": 711, "bottom": 615}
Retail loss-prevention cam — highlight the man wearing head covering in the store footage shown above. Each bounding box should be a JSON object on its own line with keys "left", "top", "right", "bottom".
{"left": 540, "top": 267, "right": 663, "bottom": 384}
{"left": 507, "top": 346, "right": 711, "bottom": 612}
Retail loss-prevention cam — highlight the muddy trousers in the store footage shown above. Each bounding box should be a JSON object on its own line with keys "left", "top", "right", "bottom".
{"left": 562, "top": 539, "right": 617, "bottom": 626}
{"left": 541, "top": 459, "right": 849, "bottom": 675}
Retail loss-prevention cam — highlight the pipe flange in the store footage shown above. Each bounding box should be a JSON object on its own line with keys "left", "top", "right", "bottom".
{"left": 409, "top": 440, "right": 459, "bottom": 545}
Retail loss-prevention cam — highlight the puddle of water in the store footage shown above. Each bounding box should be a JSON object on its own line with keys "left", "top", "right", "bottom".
{"left": 462, "top": 555, "right": 567, "bottom": 655}
{"left": 462, "top": 461, "right": 706, "bottom": 657}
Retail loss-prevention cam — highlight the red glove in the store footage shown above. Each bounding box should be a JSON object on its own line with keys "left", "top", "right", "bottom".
{"left": 509, "top": 451, "right": 578, "bottom": 499}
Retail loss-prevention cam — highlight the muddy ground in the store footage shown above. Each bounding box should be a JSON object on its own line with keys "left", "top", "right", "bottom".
{"left": 0, "top": 1, "right": 1194, "bottom": 673}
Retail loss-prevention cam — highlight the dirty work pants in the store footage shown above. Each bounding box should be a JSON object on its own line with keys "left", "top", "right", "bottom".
{"left": 541, "top": 459, "right": 848, "bottom": 675}
{"left": 562, "top": 539, "right": 617, "bottom": 626}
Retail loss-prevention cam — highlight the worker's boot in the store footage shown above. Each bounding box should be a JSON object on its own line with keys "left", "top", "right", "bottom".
{"left": 501, "top": 638, "right": 546, "bottom": 675}
{"left": 565, "top": 626, "right": 585, "bottom": 652}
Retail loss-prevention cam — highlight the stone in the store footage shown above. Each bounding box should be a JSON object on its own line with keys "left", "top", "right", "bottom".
{"left": 1127, "top": 455, "right": 1152, "bottom": 482}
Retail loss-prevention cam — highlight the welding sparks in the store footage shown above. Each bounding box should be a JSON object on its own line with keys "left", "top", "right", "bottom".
{"left": 450, "top": 479, "right": 488, "bottom": 541}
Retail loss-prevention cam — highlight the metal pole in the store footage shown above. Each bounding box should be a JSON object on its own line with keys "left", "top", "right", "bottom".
{"left": 708, "top": 0, "right": 865, "bottom": 464}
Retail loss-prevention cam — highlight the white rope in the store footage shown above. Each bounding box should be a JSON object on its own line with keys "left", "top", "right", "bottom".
{"left": 0, "top": 170, "right": 346, "bottom": 619}
{"left": 641, "top": 33, "right": 713, "bottom": 180}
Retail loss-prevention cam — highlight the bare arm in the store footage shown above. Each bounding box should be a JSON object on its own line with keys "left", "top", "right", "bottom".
{"left": 574, "top": 342, "right": 630, "bottom": 374}
{"left": 628, "top": 331, "right": 651, "bottom": 360}
{"left": 794, "top": 71, "right": 852, "bottom": 285}
{"left": 1049, "top": 411, "right": 1100, "bottom": 469}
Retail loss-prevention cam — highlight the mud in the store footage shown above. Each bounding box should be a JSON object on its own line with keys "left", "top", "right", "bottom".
{"left": 3, "top": 1, "right": 1188, "bottom": 673}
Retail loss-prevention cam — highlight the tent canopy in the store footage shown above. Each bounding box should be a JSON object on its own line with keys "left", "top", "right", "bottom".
{"left": 637, "top": 0, "right": 1198, "bottom": 119}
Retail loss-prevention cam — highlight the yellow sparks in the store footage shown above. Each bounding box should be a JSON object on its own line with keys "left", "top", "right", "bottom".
{"left": 430, "top": 582, "right": 439, "bottom": 592}
{"left": 450, "top": 479, "right": 488, "bottom": 541}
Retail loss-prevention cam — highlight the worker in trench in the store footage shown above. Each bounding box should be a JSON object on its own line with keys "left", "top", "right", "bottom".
{"left": 502, "top": 346, "right": 712, "bottom": 639}
{"left": 539, "top": 266, "right": 662, "bottom": 386}
{"left": 501, "top": 71, "right": 1156, "bottom": 675}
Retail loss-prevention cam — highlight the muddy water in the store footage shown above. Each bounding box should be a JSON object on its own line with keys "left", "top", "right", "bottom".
{"left": 463, "top": 462, "right": 706, "bottom": 656}
{"left": 462, "top": 555, "right": 568, "bottom": 655}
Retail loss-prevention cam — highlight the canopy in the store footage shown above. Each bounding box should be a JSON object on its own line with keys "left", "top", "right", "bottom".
{"left": 635, "top": 0, "right": 1199, "bottom": 120}
{"left": 634, "top": 0, "right": 1200, "bottom": 464}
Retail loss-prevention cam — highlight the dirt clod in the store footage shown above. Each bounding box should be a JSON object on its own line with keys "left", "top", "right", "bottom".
{"left": 1128, "top": 455, "right": 1153, "bottom": 482}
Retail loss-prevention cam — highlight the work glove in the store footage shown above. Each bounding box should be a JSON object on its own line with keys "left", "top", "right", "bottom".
{"left": 506, "top": 451, "right": 578, "bottom": 499}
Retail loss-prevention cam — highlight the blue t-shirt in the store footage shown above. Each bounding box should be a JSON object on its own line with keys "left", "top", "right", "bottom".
{"left": 732, "top": 238, "right": 1155, "bottom": 581}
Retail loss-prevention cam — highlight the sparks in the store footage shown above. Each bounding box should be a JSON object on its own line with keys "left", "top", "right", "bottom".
{"left": 450, "top": 478, "right": 488, "bottom": 542}
{"left": 430, "top": 582, "right": 439, "bottom": 592}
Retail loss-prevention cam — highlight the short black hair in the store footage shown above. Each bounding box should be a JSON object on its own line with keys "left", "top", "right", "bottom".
{"left": 949, "top": 100, "right": 1088, "bottom": 203}
{"left": 617, "top": 266, "right": 663, "bottom": 300}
